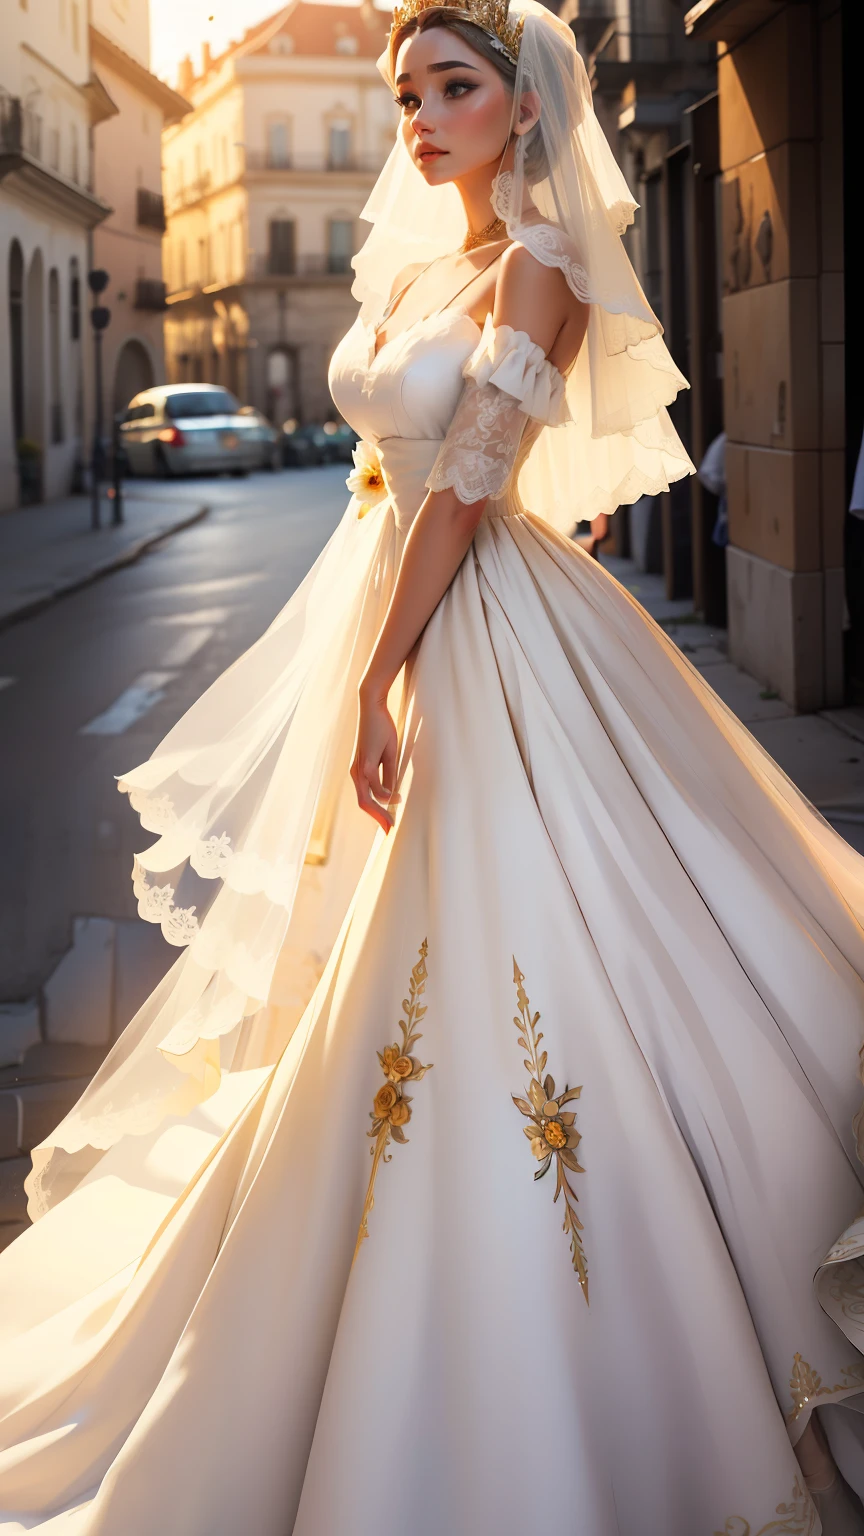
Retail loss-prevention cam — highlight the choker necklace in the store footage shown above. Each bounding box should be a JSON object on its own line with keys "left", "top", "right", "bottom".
{"left": 461, "top": 216, "right": 507, "bottom": 253}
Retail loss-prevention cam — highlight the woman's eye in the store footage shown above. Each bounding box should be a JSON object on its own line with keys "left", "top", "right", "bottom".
{"left": 444, "top": 79, "right": 476, "bottom": 97}
{"left": 396, "top": 92, "right": 421, "bottom": 110}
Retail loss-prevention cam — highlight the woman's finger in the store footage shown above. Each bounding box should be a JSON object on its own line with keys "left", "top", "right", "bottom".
{"left": 354, "top": 763, "right": 394, "bottom": 832}
{"left": 380, "top": 734, "right": 398, "bottom": 801}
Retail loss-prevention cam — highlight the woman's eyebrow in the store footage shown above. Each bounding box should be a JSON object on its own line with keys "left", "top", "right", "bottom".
{"left": 427, "top": 59, "right": 481, "bottom": 72}
{"left": 395, "top": 59, "right": 481, "bottom": 83}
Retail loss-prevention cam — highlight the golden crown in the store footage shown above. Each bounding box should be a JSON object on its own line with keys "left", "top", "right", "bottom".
{"left": 389, "top": 0, "right": 524, "bottom": 65}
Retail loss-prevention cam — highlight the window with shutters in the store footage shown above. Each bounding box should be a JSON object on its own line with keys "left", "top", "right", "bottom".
{"left": 268, "top": 219, "right": 295, "bottom": 275}
{"left": 328, "top": 121, "right": 351, "bottom": 169}
{"left": 328, "top": 218, "right": 353, "bottom": 274}
{"left": 267, "top": 120, "right": 291, "bottom": 169}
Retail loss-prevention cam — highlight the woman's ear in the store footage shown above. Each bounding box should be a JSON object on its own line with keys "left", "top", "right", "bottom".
{"left": 512, "top": 89, "right": 541, "bottom": 137}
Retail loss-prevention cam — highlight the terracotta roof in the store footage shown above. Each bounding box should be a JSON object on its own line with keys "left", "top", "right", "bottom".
{"left": 270, "top": 2, "right": 389, "bottom": 57}
{"left": 193, "top": 2, "right": 389, "bottom": 82}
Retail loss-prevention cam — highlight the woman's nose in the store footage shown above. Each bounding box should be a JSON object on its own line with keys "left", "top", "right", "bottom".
{"left": 411, "top": 108, "right": 435, "bottom": 136}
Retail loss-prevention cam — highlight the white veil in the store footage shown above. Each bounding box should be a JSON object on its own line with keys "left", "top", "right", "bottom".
{"left": 354, "top": 0, "right": 694, "bottom": 525}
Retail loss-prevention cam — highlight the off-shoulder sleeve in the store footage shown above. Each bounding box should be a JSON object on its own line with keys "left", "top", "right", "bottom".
{"left": 426, "top": 316, "right": 571, "bottom": 506}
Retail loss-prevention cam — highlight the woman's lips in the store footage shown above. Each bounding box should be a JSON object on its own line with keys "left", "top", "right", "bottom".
{"left": 417, "top": 147, "right": 447, "bottom": 162}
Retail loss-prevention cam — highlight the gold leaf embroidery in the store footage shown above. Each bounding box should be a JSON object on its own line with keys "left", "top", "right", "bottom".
{"left": 353, "top": 940, "right": 432, "bottom": 1263}
{"left": 714, "top": 1476, "right": 817, "bottom": 1536}
{"left": 786, "top": 1350, "right": 864, "bottom": 1422}
{"left": 510, "top": 957, "right": 588, "bottom": 1303}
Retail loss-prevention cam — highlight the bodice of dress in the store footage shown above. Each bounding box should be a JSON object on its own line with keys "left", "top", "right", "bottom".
{"left": 329, "top": 310, "right": 480, "bottom": 530}
{"left": 328, "top": 310, "right": 569, "bottom": 532}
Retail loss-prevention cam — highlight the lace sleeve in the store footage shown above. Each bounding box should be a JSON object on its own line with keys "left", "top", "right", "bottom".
{"left": 426, "top": 316, "right": 571, "bottom": 506}
{"left": 426, "top": 379, "right": 531, "bottom": 505}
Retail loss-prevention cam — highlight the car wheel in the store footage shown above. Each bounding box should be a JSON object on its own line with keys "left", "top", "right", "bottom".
{"left": 155, "top": 445, "right": 175, "bottom": 479}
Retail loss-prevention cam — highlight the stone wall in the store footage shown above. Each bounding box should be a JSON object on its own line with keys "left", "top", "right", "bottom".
{"left": 720, "top": 0, "right": 845, "bottom": 710}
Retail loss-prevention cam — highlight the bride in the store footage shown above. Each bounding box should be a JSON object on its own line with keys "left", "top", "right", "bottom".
{"left": 3, "top": 1, "right": 864, "bottom": 1531}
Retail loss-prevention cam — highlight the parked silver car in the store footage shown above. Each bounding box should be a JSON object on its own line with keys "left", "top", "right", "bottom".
{"left": 236, "top": 406, "right": 282, "bottom": 471}
{"left": 119, "top": 385, "right": 275, "bottom": 478}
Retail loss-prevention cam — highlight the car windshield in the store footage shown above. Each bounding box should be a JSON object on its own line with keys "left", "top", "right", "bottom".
{"left": 165, "top": 390, "right": 240, "bottom": 419}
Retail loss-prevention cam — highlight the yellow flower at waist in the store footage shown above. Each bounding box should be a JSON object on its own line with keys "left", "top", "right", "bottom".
{"left": 347, "top": 440, "right": 388, "bottom": 518}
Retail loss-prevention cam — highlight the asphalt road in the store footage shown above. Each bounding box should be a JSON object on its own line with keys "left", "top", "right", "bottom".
{"left": 0, "top": 467, "right": 348, "bottom": 1002}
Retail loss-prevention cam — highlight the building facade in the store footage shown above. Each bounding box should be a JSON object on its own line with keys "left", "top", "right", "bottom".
{"left": 685, "top": 0, "right": 857, "bottom": 711}
{"left": 0, "top": 0, "right": 112, "bottom": 509}
{"left": 89, "top": 0, "right": 190, "bottom": 417}
{"left": 0, "top": 0, "right": 186, "bottom": 511}
{"left": 161, "top": 1, "right": 394, "bottom": 425}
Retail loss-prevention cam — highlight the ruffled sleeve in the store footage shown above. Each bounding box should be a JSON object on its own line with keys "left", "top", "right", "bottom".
{"left": 463, "top": 315, "right": 571, "bottom": 427}
{"left": 426, "top": 317, "right": 570, "bottom": 506}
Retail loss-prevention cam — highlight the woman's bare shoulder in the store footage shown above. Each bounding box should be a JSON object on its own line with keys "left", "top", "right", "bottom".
{"left": 493, "top": 239, "right": 588, "bottom": 353}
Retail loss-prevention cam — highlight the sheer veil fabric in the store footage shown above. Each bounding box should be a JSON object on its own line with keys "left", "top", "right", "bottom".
{"left": 6, "top": 4, "right": 864, "bottom": 1531}
{"left": 359, "top": 0, "right": 695, "bottom": 523}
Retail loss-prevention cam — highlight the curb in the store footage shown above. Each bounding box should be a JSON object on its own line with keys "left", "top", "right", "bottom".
{"left": 0, "top": 503, "right": 211, "bottom": 635}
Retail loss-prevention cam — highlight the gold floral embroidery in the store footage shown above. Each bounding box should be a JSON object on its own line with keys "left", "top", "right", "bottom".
{"left": 510, "top": 958, "right": 588, "bottom": 1303}
{"left": 714, "top": 1476, "right": 817, "bottom": 1536}
{"left": 786, "top": 1351, "right": 864, "bottom": 1422}
{"left": 353, "top": 940, "right": 432, "bottom": 1263}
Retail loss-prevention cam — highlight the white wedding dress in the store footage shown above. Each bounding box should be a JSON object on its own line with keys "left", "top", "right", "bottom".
{"left": 4, "top": 296, "right": 864, "bottom": 1536}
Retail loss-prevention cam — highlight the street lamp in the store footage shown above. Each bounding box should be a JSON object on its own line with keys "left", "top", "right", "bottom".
{"left": 88, "top": 268, "right": 110, "bottom": 531}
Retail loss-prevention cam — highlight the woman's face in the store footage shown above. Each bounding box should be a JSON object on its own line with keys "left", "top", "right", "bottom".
{"left": 393, "top": 24, "right": 515, "bottom": 185}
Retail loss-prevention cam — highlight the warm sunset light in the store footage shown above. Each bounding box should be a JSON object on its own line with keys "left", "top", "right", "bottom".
{"left": 150, "top": 0, "right": 390, "bottom": 85}
{"left": 1, "top": 0, "right": 862, "bottom": 1528}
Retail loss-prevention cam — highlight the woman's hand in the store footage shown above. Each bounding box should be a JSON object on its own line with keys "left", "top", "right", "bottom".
{"left": 347, "top": 486, "right": 485, "bottom": 835}
{"left": 351, "top": 687, "right": 399, "bottom": 833}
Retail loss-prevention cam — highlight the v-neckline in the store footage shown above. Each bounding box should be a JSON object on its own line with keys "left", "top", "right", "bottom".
{"left": 364, "top": 308, "right": 481, "bottom": 372}
{"left": 370, "top": 244, "right": 508, "bottom": 362}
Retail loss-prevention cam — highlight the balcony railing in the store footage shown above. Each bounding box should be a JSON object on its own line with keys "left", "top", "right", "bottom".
{"left": 134, "top": 278, "right": 168, "bottom": 310}
{"left": 0, "top": 97, "right": 43, "bottom": 159}
{"left": 165, "top": 172, "right": 212, "bottom": 214}
{"left": 136, "top": 187, "right": 166, "bottom": 232}
{"left": 244, "top": 149, "right": 383, "bottom": 175}
{"left": 250, "top": 252, "right": 354, "bottom": 279}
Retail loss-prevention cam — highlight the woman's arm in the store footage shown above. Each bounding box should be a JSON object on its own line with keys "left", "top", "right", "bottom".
{"left": 352, "top": 486, "right": 485, "bottom": 830}
{"left": 351, "top": 248, "right": 579, "bottom": 832}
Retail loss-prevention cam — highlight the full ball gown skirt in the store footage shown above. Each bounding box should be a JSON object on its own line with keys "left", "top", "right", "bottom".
{"left": 2, "top": 311, "right": 864, "bottom": 1535}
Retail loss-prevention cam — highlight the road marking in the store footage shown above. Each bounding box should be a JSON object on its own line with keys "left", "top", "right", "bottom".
{"left": 161, "top": 575, "right": 266, "bottom": 598}
{"left": 150, "top": 607, "right": 230, "bottom": 627}
{"left": 80, "top": 672, "right": 176, "bottom": 736}
{"left": 159, "top": 626, "right": 214, "bottom": 668}
{"left": 0, "top": 678, "right": 16, "bottom": 693}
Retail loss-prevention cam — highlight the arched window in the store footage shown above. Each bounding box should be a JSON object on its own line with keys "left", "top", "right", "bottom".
{"left": 8, "top": 240, "right": 24, "bottom": 445}
{"left": 69, "top": 254, "right": 83, "bottom": 439}
{"left": 266, "top": 345, "right": 296, "bottom": 426}
{"left": 49, "top": 267, "right": 63, "bottom": 443}
{"left": 69, "top": 256, "right": 80, "bottom": 340}
{"left": 24, "top": 248, "right": 45, "bottom": 451}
